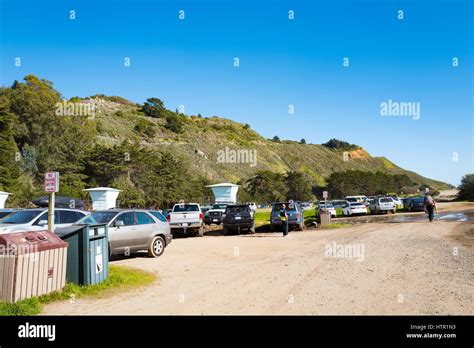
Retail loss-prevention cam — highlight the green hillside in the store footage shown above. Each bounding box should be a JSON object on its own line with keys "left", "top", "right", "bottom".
{"left": 91, "top": 97, "right": 447, "bottom": 189}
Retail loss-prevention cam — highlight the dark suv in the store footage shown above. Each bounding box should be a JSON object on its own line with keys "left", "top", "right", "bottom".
{"left": 222, "top": 205, "right": 255, "bottom": 235}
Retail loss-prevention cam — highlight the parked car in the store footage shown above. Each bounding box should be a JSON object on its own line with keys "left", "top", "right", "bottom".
{"left": 369, "top": 197, "right": 396, "bottom": 214}
{"left": 401, "top": 198, "right": 411, "bottom": 210}
{"left": 406, "top": 196, "right": 425, "bottom": 212}
{"left": 270, "top": 202, "right": 304, "bottom": 231}
{"left": 346, "top": 195, "right": 369, "bottom": 206}
{"left": 300, "top": 202, "right": 312, "bottom": 211}
{"left": 318, "top": 202, "right": 337, "bottom": 217}
{"left": 259, "top": 203, "right": 270, "bottom": 209}
{"left": 67, "top": 209, "right": 171, "bottom": 258}
{"left": 0, "top": 208, "right": 88, "bottom": 234}
{"left": 342, "top": 202, "right": 368, "bottom": 216}
{"left": 331, "top": 200, "right": 348, "bottom": 209}
{"left": 167, "top": 203, "right": 204, "bottom": 236}
{"left": 204, "top": 203, "right": 228, "bottom": 225}
{"left": 222, "top": 204, "right": 255, "bottom": 235}
{"left": 389, "top": 195, "right": 403, "bottom": 208}
{"left": 32, "top": 196, "right": 87, "bottom": 209}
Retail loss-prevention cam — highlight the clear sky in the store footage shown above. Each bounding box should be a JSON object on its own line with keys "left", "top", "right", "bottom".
{"left": 0, "top": 0, "right": 472, "bottom": 185}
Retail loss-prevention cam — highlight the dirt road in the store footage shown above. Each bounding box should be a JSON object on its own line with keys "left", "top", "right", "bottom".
{"left": 43, "top": 215, "right": 473, "bottom": 315}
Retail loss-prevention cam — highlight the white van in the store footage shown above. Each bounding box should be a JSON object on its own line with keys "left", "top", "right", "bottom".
{"left": 345, "top": 196, "right": 369, "bottom": 206}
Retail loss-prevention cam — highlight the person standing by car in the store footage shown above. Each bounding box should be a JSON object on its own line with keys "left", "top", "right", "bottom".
{"left": 424, "top": 192, "right": 437, "bottom": 222}
{"left": 279, "top": 203, "right": 289, "bottom": 236}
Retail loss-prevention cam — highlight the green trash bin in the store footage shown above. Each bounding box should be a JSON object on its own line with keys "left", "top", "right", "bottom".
{"left": 55, "top": 223, "right": 109, "bottom": 285}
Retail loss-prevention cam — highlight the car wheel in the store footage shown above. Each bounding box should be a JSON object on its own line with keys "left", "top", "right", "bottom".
{"left": 198, "top": 227, "right": 204, "bottom": 237}
{"left": 223, "top": 226, "right": 228, "bottom": 235}
{"left": 249, "top": 224, "right": 256, "bottom": 234}
{"left": 148, "top": 236, "right": 165, "bottom": 258}
{"left": 297, "top": 222, "right": 304, "bottom": 231}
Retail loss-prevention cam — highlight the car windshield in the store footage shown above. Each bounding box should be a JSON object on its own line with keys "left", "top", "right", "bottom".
{"left": 174, "top": 204, "right": 199, "bottom": 212}
{"left": 347, "top": 198, "right": 358, "bottom": 202}
{"left": 320, "top": 204, "right": 334, "bottom": 208}
{"left": 211, "top": 204, "right": 228, "bottom": 210}
{"left": 273, "top": 203, "right": 297, "bottom": 211}
{"left": 0, "top": 210, "right": 43, "bottom": 224}
{"left": 412, "top": 198, "right": 424, "bottom": 203}
{"left": 76, "top": 211, "right": 118, "bottom": 225}
{"left": 380, "top": 198, "right": 392, "bottom": 203}
{"left": 226, "top": 206, "right": 248, "bottom": 214}
{"left": 149, "top": 211, "right": 167, "bottom": 222}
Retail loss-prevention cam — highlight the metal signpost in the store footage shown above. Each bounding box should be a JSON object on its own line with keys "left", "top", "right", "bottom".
{"left": 323, "top": 190, "right": 328, "bottom": 205}
{"left": 44, "top": 172, "right": 59, "bottom": 232}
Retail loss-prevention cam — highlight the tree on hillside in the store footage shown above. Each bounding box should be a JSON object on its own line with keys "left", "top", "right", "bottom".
{"left": 285, "top": 171, "right": 313, "bottom": 201}
{"left": 458, "top": 174, "right": 474, "bottom": 200}
{"left": 325, "top": 170, "right": 413, "bottom": 197}
{"left": 84, "top": 143, "right": 131, "bottom": 187}
{"left": 0, "top": 94, "right": 20, "bottom": 190}
{"left": 141, "top": 97, "right": 165, "bottom": 118}
{"left": 20, "top": 144, "right": 38, "bottom": 175}
{"left": 6, "top": 75, "right": 96, "bottom": 177}
{"left": 245, "top": 170, "right": 286, "bottom": 202}
{"left": 272, "top": 135, "right": 281, "bottom": 142}
{"left": 322, "top": 138, "right": 359, "bottom": 150}
{"left": 300, "top": 138, "right": 306, "bottom": 144}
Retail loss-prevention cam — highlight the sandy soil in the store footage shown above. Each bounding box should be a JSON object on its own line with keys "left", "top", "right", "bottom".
{"left": 43, "top": 213, "right": 473, "bottom": 315}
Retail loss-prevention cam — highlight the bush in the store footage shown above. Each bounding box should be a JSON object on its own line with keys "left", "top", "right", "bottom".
{"left": 458, "top": 174, "right": 474, "bottom": 200}
{"left": 134, "top": 118, "right": 156, "bottom": 138}
{"left": 164, "top": 114, "right": 184, "bottom": 133}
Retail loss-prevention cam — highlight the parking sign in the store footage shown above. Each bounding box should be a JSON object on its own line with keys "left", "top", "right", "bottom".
{"left": 44, "top": 172, "right": 59, "bottom": 193}
{"left": 323, "top": 191, "right": 328, "bottom": 199}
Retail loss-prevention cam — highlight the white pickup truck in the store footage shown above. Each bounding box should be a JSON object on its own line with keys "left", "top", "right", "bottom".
{"left": 167, "top": 203, "right": 204, "bottom": 237}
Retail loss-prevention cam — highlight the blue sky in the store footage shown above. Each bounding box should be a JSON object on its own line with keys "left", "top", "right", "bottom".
{"left": 0, "top": 0, "right": 472, "bottom": 185}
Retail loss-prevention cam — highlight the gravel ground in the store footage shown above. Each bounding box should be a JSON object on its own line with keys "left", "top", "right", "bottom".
{"left": 43, "top": 217, "right": 473, "bottom": 315}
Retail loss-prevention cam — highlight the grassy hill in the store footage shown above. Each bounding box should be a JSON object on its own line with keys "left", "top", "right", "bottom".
{"left": 89, "top": 97, "right": 448, "bottom": 190}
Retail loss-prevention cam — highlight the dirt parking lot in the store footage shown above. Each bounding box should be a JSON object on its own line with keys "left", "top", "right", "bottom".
{"left": 43, "top": 203, "right": 474, "bottom": 315}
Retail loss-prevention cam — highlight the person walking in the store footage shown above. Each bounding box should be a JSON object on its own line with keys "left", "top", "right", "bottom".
{"left": 279, "top": 203, "right": 289, "bottom": 236}
{"left": 424, "top": 191, "right": 437, "bottom": 222}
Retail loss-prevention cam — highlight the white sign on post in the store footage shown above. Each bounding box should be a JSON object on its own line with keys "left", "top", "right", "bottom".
{"left": 44, "top": 172, "right": 59, "bottom": 193}
{"left": 323, "top": 191, "right": 328, "bottom": 199}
